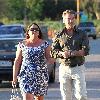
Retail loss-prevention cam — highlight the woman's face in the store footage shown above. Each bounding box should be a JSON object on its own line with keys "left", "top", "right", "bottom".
{"left": 28, "top": 24, "right": 39, "bottom": 39}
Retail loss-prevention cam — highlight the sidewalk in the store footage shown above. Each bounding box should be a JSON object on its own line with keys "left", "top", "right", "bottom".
{"left": 44, "top": 83, "right": 100, "bottom": 100}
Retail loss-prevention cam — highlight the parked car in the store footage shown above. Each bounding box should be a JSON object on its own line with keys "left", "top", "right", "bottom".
{"left": 0, "top": 24, "right": 25, "bottom": 38}
{"left": 0, "top": 24, "right": 55, "bottom": 83}
{"left": 78, "top": 22, "right": 97, "bottom": 39}
{"left": 0, "top": 24, "right": 25, "bottom": 84}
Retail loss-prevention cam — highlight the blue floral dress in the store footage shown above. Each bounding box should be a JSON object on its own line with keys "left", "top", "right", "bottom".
{"left": 17, "top": 41, "right": 49, "bottom": 96}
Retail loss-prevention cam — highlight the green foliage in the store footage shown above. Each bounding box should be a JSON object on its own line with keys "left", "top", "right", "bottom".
{"left": 27, "top": 0, "right": 44, "bottom": 20}
{"left": 45, "top": 21, "right": 64, "bottom": 31}
{"left": 2, "top": 17, "right": 100, "bottom": 34}
{"left": 28, "top": 20, "right": 64, "bottom": 32}
{"left": 93, "top": 1, "right": 100, "bottom": 12}
{"left": 8, "top": 0, "right": 25, "bottom": 20}
{"left": 0, "top": 0, "right": 9, "bottom": 18}
{"left": 93, "top": 20, "right": 100, "bottom": 33}
{"left": 43, "top": 0, "right": 76, "bottom": 20}
{"left": 80, "top": 0, "right": 100, "bottom": 20}
{"left": 0, "top": 0, "right": 77, "bottom": 21}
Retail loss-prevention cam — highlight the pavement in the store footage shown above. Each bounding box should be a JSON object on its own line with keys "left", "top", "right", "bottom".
{"left": 0, "top": 55, "right": 100, "bottom": 100}
{"left": 44, "top": 55, "right": 100, "bottom": 100}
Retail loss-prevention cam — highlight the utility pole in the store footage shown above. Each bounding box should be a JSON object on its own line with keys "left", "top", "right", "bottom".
{"left": 77, "top": 0, "right": 80, "bottom": 25}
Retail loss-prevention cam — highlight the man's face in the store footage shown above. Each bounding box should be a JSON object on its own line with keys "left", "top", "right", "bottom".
{"left": 62, "top": 13, "right": 75, "bottom": 27}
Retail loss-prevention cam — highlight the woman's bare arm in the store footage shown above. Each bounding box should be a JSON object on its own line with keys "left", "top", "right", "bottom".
{"left": 45, "top": 46, "right": 56, "bottom": 64}
{"left": 13, "top": 45, "right": 22, "bottom": 84}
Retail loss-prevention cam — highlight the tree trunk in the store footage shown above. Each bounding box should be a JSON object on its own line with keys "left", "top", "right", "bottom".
{"left": 95, "top": 12, "right": 100, "bottom": 20}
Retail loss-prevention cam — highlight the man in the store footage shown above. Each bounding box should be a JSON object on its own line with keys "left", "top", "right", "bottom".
{"left": 51, "top": 10, "right": 90, "bottom": 100}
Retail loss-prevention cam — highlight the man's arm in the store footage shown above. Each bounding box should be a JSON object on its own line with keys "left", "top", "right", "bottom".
{"left": 51, "top": 33, "right": 62, "bottom": 58}
{"left": 69, "top": 31, "right": 90, "bottom": 57}
{"left": 81, "top": 31, "right": 90, "bottom": 56}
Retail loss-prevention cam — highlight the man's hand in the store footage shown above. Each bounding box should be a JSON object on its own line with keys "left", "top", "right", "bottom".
{"left": 58, "top": 50, "right": 71, "bottom": 58}
{"left": 70, "top": 50, "right": 85, "bottom": 56}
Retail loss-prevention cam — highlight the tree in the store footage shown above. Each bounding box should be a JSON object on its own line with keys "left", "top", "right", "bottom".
{"left": 42, "top": 0, "right": 76, "bottom": 20}
{"left": 42, "top": 0, "right": 57, "bottom": 20}
{"left": 0, "top": 0, "right": 9, "bottom": 18}
{"left": 25, "top": 0, "right": 44, "bottom": 20}
{"left": 0, "top": 0, "right": 77, "bottom": 21}
{"left": 93, "top": 0, "right": 100, "bottom": 19}
{"left": 8, "top": 0, "right": 25, "bottom": 20}
{"left": 80, "top": 0, "right": 100, "bottom": 20}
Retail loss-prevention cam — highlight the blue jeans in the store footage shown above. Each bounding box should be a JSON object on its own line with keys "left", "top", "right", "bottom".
{"left": 59, "top": 64, "right": 87, "bottom": 100}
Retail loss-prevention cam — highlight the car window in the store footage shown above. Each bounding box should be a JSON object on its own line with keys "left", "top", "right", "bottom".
{"left": 78, "top": 22, "right": 94, "bottom": 27}
{"left": 0, "top": 25, "right": 25, "bottom": 38}
{"left": 0, "top": 26, "right": 23, "bottom": 35}
{"left": 0, "top": 40, "right": 19, "bottom": 50}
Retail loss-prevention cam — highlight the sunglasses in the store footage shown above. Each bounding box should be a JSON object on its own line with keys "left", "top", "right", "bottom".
{"left": 29, "top": 28, "right": 39, "bottom": 32}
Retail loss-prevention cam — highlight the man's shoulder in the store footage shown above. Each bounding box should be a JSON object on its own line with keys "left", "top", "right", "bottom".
{"left": 74, "top": 26, "right": 87, "bottom": 36}
{"left": 55, "top": 30, "right": 63, "bottom": 38}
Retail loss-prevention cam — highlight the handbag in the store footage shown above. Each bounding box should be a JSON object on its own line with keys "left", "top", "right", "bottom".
{"left": 10, "top": 84, "right": 22, "bottom": 100}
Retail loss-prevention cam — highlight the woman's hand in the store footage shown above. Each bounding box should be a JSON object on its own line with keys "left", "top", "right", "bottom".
{"left": 12, "top": 77, "right": 17, "bottom": 87}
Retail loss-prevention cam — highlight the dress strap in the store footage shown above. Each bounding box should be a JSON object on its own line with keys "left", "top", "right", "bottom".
{"left": 18, "top": 41, "right": 25, "bottom": 49}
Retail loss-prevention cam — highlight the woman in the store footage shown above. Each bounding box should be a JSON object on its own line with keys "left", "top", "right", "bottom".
{"left": 12, "top": 23, "right": 54, "bottom": 100}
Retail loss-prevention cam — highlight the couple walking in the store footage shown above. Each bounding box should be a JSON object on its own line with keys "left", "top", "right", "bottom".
{"left": 12, "top": 9, "right": 89, "bottom": 100}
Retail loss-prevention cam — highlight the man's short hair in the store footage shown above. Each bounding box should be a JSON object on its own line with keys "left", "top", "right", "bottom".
{"left": 62, "top": 10, "right": 76, "bottom": 17}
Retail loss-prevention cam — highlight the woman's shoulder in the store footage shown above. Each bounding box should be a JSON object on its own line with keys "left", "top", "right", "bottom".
{"left": 40, "top": 39, "right": 49, "bottom": 48}
{"left": 42, "top": 39, "right": 49, "bottom": 44}
{"left": 18, "top": 39, "right": 26, "bottom": 48}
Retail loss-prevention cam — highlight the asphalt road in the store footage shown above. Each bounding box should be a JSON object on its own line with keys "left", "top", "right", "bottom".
{"left": 0, "top": 38, "right": 100, "bottom": 100}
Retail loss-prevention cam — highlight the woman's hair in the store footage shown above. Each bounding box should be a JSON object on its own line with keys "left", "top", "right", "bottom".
{"left": 26, "top": 22, "right": 42, "bottom": 39}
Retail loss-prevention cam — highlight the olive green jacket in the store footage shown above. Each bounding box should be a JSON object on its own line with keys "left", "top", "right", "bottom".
{"left": 51, "top": 26, "right": 90, "bottom": 66}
